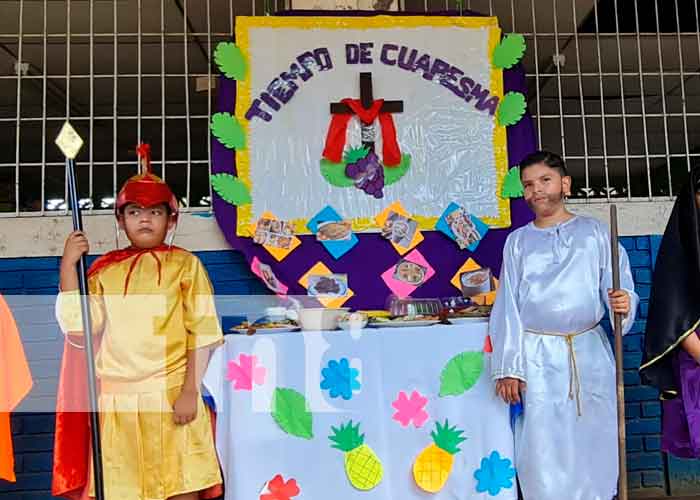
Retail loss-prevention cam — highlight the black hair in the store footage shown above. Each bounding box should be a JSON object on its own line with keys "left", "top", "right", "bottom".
{"left": 520, "top": 150, "right": 569, "bottom": 178}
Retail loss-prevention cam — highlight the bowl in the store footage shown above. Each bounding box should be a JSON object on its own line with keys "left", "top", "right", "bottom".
{"left": 297, "top": 307, "right": 349, "bottom": 331}
{"left": 338, "top": 312, "right": 368, "bottom": 331}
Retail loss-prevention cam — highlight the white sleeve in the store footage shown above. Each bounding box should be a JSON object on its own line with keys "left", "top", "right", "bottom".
{"left": 598, "top": 225, "right": 639, "bottom": 335}
{"left": 489, "top": 233, "right": 527, "bottom": 382}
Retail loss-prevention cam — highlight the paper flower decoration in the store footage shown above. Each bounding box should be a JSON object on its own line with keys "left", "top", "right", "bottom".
{"left": 474, "top": 451, "right": 516, "bottom": 496}
{"left": 271, "top": 388, "right": 313, "bottom": 439}
{"left": 211, "top": 112, "right": 246, "bottom": 150}
{"left": 214, "top": 41, "right": 247, "bottom": 80}
{"left": 211, "top": 173, "right": 251, "bottom": 206}
{"left": 226, "top": 354, "right": 267, "bottom": 391}
{"left": 392, "top": 390, "right": 429, "bottom": 428}
{"left": 439, "top": 351, "right": 484, "bottom": 397}
{"left": 321, "top": 358, "right": 361, "bottom": 400}
{"left": 492, "top": 33, "right": 526, "bottom": 69}
{"left": 497, "top": 92, "right": 527, "bottom": 127}
{"left": 260, "top": 474, "right": 300, "bottom": 500}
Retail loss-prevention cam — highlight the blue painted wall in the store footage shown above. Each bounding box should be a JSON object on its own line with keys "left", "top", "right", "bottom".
{"left": 0, "top": 237, "right": 670, "bottom": 498}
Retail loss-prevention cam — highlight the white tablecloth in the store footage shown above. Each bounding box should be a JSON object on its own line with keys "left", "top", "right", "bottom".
{"left": 204, "top": 322, "right": 516, "bottom": 500}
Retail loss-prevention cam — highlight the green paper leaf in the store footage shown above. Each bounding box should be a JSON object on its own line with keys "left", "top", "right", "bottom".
{"left": 383, "top": 154, "right": 411, "bottom": 186}
{"left": 501, "top": 166, "right": 524, "bottom": 198}
{"left": 211, "top": 112, "right": 246, "bottom": 150}
{"left": 210, "top": 173, "right": 251, "bottom": 206}
{"left": 439, "top": 351, "right": 484, "bottom": 397}
{"left": 492, "top": 34, "right": 527, "bottom": 70}
{"left": 214, "top": 42, "right": 247, "bottom": 81}
{"left": 343, "top": 147, "right": 370, "bottom": 164}
{"left": 320, "top": 159, "right": 356, "bottom": 187}
{"left": 497, "top": 92, "right": 527, "bottom": 127}
{"left": 272, "top": 388, "right": 314, "bottom": 440}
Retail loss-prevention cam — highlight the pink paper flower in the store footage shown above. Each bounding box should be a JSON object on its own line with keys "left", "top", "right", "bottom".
{"left": 392, "top": 390, "right": 429, "bottom": 428}
{"left": 226, "top": 353, "right": 267, "bottom": 391}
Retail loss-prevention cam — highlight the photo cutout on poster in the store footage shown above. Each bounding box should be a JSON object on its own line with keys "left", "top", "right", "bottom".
{"left": 460, "top": 267, "right": 495, "bottom": 297}
{"left": 446, "top": 206, "right": 482, "bottom": 250}
{"left": 307, "top": 206, "right": 359, "bottom": 260}
{"left": 381, "top": 211, "right": 419, "bottom": 249}
{"left": 251, "top": 256, "right": 289, "bottom": 295}
{"left": 254, "top": 217, "right": 295, "bottom": 249}
{"left": 316, "top": 220, "right": 353, "bottom": 242}
{"left": 375, "top": 202, "right": 424, "bottom": 255}
{"left": 436, "top": 202, "right": 490, "bottom": 252}
{"left": 393, "top": 259, "right": 428, "bottom": 287}
{"left": 308, "top": 274, "right": 349, "bottom": 298}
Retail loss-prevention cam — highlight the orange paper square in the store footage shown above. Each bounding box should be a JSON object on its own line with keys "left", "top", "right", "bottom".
{"left": 450, "top": 258, "right": 499, "bottom": 306}
{"left": 375, "top": 201, "right": 424, "bottom": 255}
{"left": 298, "top": 262, "right": 354, "bottom": 308}
{"left": 248, "top": 211, "right": 301, "bottom": 262}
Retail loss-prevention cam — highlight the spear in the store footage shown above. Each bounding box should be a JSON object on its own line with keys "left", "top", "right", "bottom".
{"left": 55, "top": 122, "right": 105, "bottom": 500}
{"left": 610, "top": 204, "right": 628, "bottom": 500}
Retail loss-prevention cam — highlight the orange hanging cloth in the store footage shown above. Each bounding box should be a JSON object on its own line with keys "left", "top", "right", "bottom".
{"left": 0, "top": 294, "right": 33, "bottom": 482}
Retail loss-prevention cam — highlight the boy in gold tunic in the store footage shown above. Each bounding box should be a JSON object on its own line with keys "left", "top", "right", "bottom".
{"left": 53, "top": 144, "right": 223, "bottom": 500}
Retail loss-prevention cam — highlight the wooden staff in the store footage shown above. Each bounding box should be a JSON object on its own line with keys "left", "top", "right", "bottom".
{"left": 610, "top": 204, "right": 628, "bottom": 500}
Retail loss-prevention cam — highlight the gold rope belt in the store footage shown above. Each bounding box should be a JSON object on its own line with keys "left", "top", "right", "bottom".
{"left": 524, "top": 324, "right": 599, "bottom": 417}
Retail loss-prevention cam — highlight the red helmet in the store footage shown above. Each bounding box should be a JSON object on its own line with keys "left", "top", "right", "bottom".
{"left": 115, "top": 143, "right": 179, "bottom": 218}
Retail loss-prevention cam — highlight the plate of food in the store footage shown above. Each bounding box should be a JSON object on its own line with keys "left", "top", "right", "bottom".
{"left": 368, "top": 315, "right": 440, "bottom": 328}
{"left": 447, "top": 305, "right": 492, "bottom": 324}
{"left": 229, "top": 320, "right": 300, "bottom": 335}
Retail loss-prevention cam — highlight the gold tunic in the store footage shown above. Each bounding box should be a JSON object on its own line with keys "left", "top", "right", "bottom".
{"left": 57, "top": 248, "right": 223, "bottom": 500}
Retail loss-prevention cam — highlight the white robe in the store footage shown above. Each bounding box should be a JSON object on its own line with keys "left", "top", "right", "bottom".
{"left": 489, "top": 215, "right": 638, "bottom": 500}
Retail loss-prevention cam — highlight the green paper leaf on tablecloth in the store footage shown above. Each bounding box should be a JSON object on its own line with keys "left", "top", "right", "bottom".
{"left": 383, "top": 154, "right": 412, "bottom": 186}
{"left": 272, "top": 388, "right": 314, "bottom": 439}
{"left": 497, "top": 92, "right": 527, "bottom": 127}
{"left": 501, "top": 167, "right": 524, "bottom": 198}
{"left": 492, "top": 34, "right": 526, "bottom": 69}
{"left": 210, "top": 173, "right": 251, "bottom": 206}
{"left": 211, "top": 112, "right": 246, "bottom": 150}
{"left": 439, "top": 351, "right": 484, "bottom": 397}
{"left": 214, "top": 42, "right": 247, "bottom": 80}
{"left": 320, "top": 159, "right": 356, "bottom": 187}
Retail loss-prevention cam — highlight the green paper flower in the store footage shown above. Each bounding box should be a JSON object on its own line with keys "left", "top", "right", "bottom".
{"left": 214, "top": 42, "right": 247, "bottom": 81}
{"left": 439, "top": 351, "right": 484, "bottom": 397}
{"left": 492, "top": 34, "right": 527, "bottom": 70}
{"left": 271, "top": 388, "right": 314, "bottom": 440}
{"left": 211, "top": 112, "right": 246, "bottom": 150}
{"left": 497, "top": 92, "right": 527, "bottom": 127}
{"left": 501, "top": 167, "right": 524, "bottom": 198}
{"left": 210, "top": 173, "right": 251, "bottom": 206}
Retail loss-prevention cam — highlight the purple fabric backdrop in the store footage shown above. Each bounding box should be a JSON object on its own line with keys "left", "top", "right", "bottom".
{"left": 211, "top": 12, "right": 536, "bottom": 310}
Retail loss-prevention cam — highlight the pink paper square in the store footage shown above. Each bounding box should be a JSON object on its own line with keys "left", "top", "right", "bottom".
{"left": 381, "top": 249, "right": 435, "bottom": 298}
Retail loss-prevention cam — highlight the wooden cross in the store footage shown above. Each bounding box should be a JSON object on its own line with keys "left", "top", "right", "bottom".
{"left": 330, "top": 72, "right": 404, "bottom": 152}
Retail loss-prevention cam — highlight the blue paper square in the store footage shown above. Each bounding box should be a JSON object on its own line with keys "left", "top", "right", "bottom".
{"left": 307, "top": 205, "right": 359, "bottom": 260}
{"left": 435, "top": 202, "right": 489, "bottom": 252}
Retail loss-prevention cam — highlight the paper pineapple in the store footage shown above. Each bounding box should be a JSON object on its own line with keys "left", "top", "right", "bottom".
{"left": 413, "top": 419, "right": 467, "bottom": 493}
{"left": 329, "top": 420, "right": 383, "bottom": 490}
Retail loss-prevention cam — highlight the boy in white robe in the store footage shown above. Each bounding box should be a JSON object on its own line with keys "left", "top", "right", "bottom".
{"left": 489, "top": 151, "right": 638, "bottom": 500}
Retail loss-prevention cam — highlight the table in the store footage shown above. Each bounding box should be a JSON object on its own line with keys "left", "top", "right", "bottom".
{"left": 203, "top": 322, "right": 516, "bottom": 499}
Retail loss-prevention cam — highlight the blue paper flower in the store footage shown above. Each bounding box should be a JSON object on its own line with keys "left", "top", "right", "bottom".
{"left": 474, "top": 451, "right": 516, "bottom": 496}
{"left": 320, "top": 358, "right": 361, "bottom": 400}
